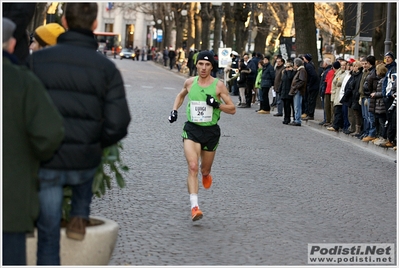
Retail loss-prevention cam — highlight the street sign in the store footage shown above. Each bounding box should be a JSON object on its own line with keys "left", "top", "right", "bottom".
{"left": 218, "top": 47, "right": 232, "bottom": 68}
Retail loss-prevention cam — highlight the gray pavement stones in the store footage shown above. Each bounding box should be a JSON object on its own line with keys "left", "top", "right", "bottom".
{"left": 90, "top": 58, "right": 397, "bottom": 266}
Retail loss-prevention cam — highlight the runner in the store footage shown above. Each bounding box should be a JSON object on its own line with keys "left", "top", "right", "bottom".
{"left": 168, "top": 50, "right": 236, "bottom": 221}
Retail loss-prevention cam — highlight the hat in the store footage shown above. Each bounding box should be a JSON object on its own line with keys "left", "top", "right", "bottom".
{"left": 303, "top": 53, "right": 312, "bottom": 62}
{"left": 34, "top": 23, "right": 65, "bottom": 47}
{"left": 348, "top": 58, "right": 356, "bottom": 64}
{"left": 197, "top": 51, "right": 215, "bottom": 65}
{"left": 385, "top": 51, "right": 395, "bottom": 60}
{"left": 3, "top": 18, "right": 16, "bottom": 43}
{"left": 333, "top": 61, "right": 341, "bottom": 69}
{"left": 231, "top": 51, "right": 239, "bottom": 56}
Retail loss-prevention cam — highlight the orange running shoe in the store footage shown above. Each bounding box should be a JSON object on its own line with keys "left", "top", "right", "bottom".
{"left": 191, "top": 206, "right": 203, "bottom": 221}
{"left": 202, "top": 174, "right": 213, "bottom": 189}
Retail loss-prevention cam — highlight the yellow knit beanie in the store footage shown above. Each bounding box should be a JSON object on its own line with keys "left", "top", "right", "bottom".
{"left": 34, "top": 23, "right": 65, "bottom": 47}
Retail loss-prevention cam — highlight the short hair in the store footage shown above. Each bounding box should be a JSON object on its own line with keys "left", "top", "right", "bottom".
{"left": 366, "top": 55, "right": 376, "bottom": 66}
{"left": 294, "top": 58, "right": 303, "bottom": 67}
{"left": 324, "top": 58, "right": 332, "bottom": 65}
{"left": 64, "top": 3, "right": 98, "bottom": 30}
{"left": 376, "top": 63, "right": 388, "bottom": 77}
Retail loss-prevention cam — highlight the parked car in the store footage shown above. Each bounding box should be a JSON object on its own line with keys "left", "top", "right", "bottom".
{"left": 119, "top": 48, "right": 135, "bottom": 60}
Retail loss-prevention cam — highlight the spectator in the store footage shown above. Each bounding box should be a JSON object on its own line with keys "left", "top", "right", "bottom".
{"left": 168, "top": 47, "right": 176, "bottom": 70}
{"left": 3, "top": 3, "right": 36, "bottom": 64}
{"left": 254, "top": 59, "right": 264, "bottom": 109}
{"left": 327, "top": 60, "right": 348, "bottom": 132}
{"left": 279, "top": 61, "right": 296, "bottom": 124}
{"left": 380, "top": 51, "right": 397, "bottom": 147}
{"left": 163, "top": 46, "right": 169, "bottom": 67}
{"left": 323, "top": 60, "right": 340, "bottom": 127}
{"left": 302, "top": 53, "right": 320, "bottom": 120}
{"left": 288, "top": 58, "right": 307, "bottom": 126}
{"left": 27, "top": 3, "right": 131, "bottom": 265}
{"left": 361, "top": 55, "right": 378, "bottom": 142}
{"left": 382, "top": 76, "right": 397, "bottom": 148}
{"left": 273, "top": 56, "right": 285, "bottom": 116}
{"left": 245, "top": 52, "right": 260, "bottom": 108}
{"left": 3, "top": 17, "right": 64, "bottom": 265}
{"left": 369, "top": 63, "right": 388, "bottom": 146}
{"left": 257, "top": 55, "right": 275, "bottom": 113}
{"left": 187, "top": 49, "right": 194, "bottom": 76}
{"left": 357, "top": 57, "right": 371, "bottom": 139}
{"left": 347, "top": 61, "right": 364, "bottom": 136}
{"left": 318, "top": 58, "right": 333, "bottom": 125}
{"left": 29, "top": 23, "right": 65, "bottom": 52}
{"left": 237, "top": 59, "right": 251, "bottom": 107}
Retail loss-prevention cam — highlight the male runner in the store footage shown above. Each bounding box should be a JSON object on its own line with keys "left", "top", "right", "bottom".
{"left": 168, "top": 51, "right": 236, "bottom": 221}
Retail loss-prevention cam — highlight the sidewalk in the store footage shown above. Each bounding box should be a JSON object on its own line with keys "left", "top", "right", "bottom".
{"left": 152, "top": 60, "right": 396, "bottom": 159}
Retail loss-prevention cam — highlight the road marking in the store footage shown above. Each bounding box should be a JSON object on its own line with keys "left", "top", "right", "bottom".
{"left": 163, "top": 87, "right": 176, "bottom": 90}
{"left": 141, "top": 86, "right": 153, "bottom": 89}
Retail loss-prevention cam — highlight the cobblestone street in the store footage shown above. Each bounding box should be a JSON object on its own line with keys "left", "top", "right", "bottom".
{"left": 91, "top": 58, "right": 397, "bottom": 266}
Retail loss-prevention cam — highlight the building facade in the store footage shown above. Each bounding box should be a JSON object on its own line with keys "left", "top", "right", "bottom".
{"left": 96, "top": 2, "right": 155, "bottom": 50}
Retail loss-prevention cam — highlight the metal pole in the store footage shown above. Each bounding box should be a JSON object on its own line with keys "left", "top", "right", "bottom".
{"left": 384, "top": 3, "right": 392, "bottom": 54}
{"left": 354, "top": 3, "right": 361, "bottom": 59}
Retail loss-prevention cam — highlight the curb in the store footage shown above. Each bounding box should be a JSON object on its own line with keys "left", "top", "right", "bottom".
{"left": 303, "top": 118, "right": 397, "bottom": 159}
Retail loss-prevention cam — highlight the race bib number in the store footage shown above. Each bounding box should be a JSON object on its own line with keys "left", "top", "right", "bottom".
{"left": 190, "top": 101, "right": 213, "bottom": 122}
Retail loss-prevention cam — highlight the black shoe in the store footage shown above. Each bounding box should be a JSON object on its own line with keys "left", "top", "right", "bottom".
{"left": 318, "top": 120, "right": 326, "bottom": 125}
{"left": 282, "top": 121, "right": 289, "bottom": 125}
{"left": 288, "top": 121, "right": 301, "bottom": 126}
{"left": 273, "top": 113, "right": 283, "bottom": 117}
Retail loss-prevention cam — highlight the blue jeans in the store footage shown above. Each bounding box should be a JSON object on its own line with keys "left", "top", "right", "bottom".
{"left": 361, "top": 97, "right": 370, "bottom": 134}
{"left": 3, "top": 232, "right": 26, "bottom": 265}
{"left": 36, "top": 168, "right": 97, "bottom": 265}
{"left": 293, "top": 91, "right": 302, "bottom": 124}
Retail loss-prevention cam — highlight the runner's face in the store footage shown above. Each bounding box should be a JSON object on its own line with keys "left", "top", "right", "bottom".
{"left": 197, "top": 60, "right": 213, "bottom": 77}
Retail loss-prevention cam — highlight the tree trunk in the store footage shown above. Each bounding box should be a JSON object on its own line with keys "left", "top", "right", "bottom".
{"left": 200, "top": 3, "right": 211, "bottom": 51}
{"left": 212, "top": 5, "right": 222, "bottom": 54}
{"left": 194, "top": 12, "right": 202, "bottom": 50}
{"left": 234, "top": 3, "right": 249, "bottom": 54}
{"left": 223, "top": 3, "right": 235, "bottom": 50}
{"left": 28, "top": 3, "right": 46, "bottom": 33}
{"left": 292, "top": 3, "right": 318, "bottom": 62}
{"left": 186, "top": 2, "right": 196, "bottom": 50}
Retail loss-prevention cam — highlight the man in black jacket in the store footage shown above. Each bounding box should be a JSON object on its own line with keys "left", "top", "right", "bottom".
{"left": 302, "top": 53, "right": 320, "bottom": 120}
{"left": 28, "top": 3, "right": 131, "bottom": 265}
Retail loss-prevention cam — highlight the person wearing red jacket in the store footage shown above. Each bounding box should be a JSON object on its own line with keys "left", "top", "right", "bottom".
{"left": 323, "top": 61, "right": 340, "bottom": 127}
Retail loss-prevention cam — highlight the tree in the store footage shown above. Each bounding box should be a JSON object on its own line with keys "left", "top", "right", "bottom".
{"left": 292, "top": 3, "right": 318, "bottom": 61}
{"left": 372, "top": 3, "right": 397, "bottom": 59}
{"left": 200, "top": 3, "right": 212, "bottom": 51}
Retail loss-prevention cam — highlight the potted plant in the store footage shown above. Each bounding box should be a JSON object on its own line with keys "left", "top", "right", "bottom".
{"left": 26, "top": 142, "right": 129, "bottom": 265}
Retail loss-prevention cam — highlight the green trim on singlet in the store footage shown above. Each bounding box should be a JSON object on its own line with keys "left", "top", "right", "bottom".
{"left": 186, "top": 77, "right": 221, "bottom": 126}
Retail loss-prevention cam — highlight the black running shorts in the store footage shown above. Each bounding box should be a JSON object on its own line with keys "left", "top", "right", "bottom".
{"left": 182, "top": 121, "right": 221, "bottom": 151}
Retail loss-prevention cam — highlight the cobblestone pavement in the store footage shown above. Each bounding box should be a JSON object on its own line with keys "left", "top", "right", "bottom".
{"left": 90, "top": 58, "right": 397, "bottom": 266}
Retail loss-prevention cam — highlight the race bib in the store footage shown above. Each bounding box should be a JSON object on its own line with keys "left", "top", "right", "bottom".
{"left": 190, "top": 101, "right": 213, "bottom": 122}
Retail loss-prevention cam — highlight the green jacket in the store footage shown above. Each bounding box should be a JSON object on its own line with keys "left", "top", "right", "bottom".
{"left": 3, "top": 56, "right": 64, "bottom": 233}
{"left": 255, "top": 67, "right": 263, "bottom": 89}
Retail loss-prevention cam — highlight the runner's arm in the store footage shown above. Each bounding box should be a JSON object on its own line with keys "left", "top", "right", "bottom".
{"left": 172, "top": 78, "right": 191, "bottom": 110}
{"left": 217, "top": 81, "right": 236, "bottom": 115}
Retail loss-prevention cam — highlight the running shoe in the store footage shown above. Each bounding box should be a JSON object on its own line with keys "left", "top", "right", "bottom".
{"left": 191, "top": 206, "right": 203, "bottom": 221}
{"left": 202, "top": 174, "right": 213, "bottom": 189}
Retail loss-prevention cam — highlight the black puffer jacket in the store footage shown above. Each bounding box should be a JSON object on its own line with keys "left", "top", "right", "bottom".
{"left": 28, "top": 30, "right": 131, "bottom": 170}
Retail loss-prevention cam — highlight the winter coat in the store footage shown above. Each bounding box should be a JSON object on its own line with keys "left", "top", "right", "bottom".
{"left": 3, "top": 55, "right": 64, "bottom": 233}
{"left": 331, "top": 69, "right": 346, "bottom": 106}
{"left": 324, "top": 69, "right": 335, "bottom": 95}
{"left": 304, "top": 61, "right": 320, "bottom": 91}
{"left": 28, "top": 30, "right": 131, "bottom": 170}
{"left": 363, "top": 66, "right": 378, "bottom": 97}
{"left": 260, "top": 62, "right": 275, "bottom": 88}
{"left": 237, "top": 64, "right": 249, "bottom": 88}
{"left": 254, "top": 67, "right": 263, "bottom": 89}
{"left": 349, "top": 68, "right": 364, "bottom": 110}
{"left": 273, "top": 64, "right": 285, "bottom": 93}
{"left": 279, "top": 69, "right": 296, "bottom": 99}
{"left": 369, "top": 76, "right": 386, "bottom": 114}
{"left": 289, "top": 66, "right": 307, "bottom": 96}
{"left": 319, "top": 65, "right": 332, "bottom": 97}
